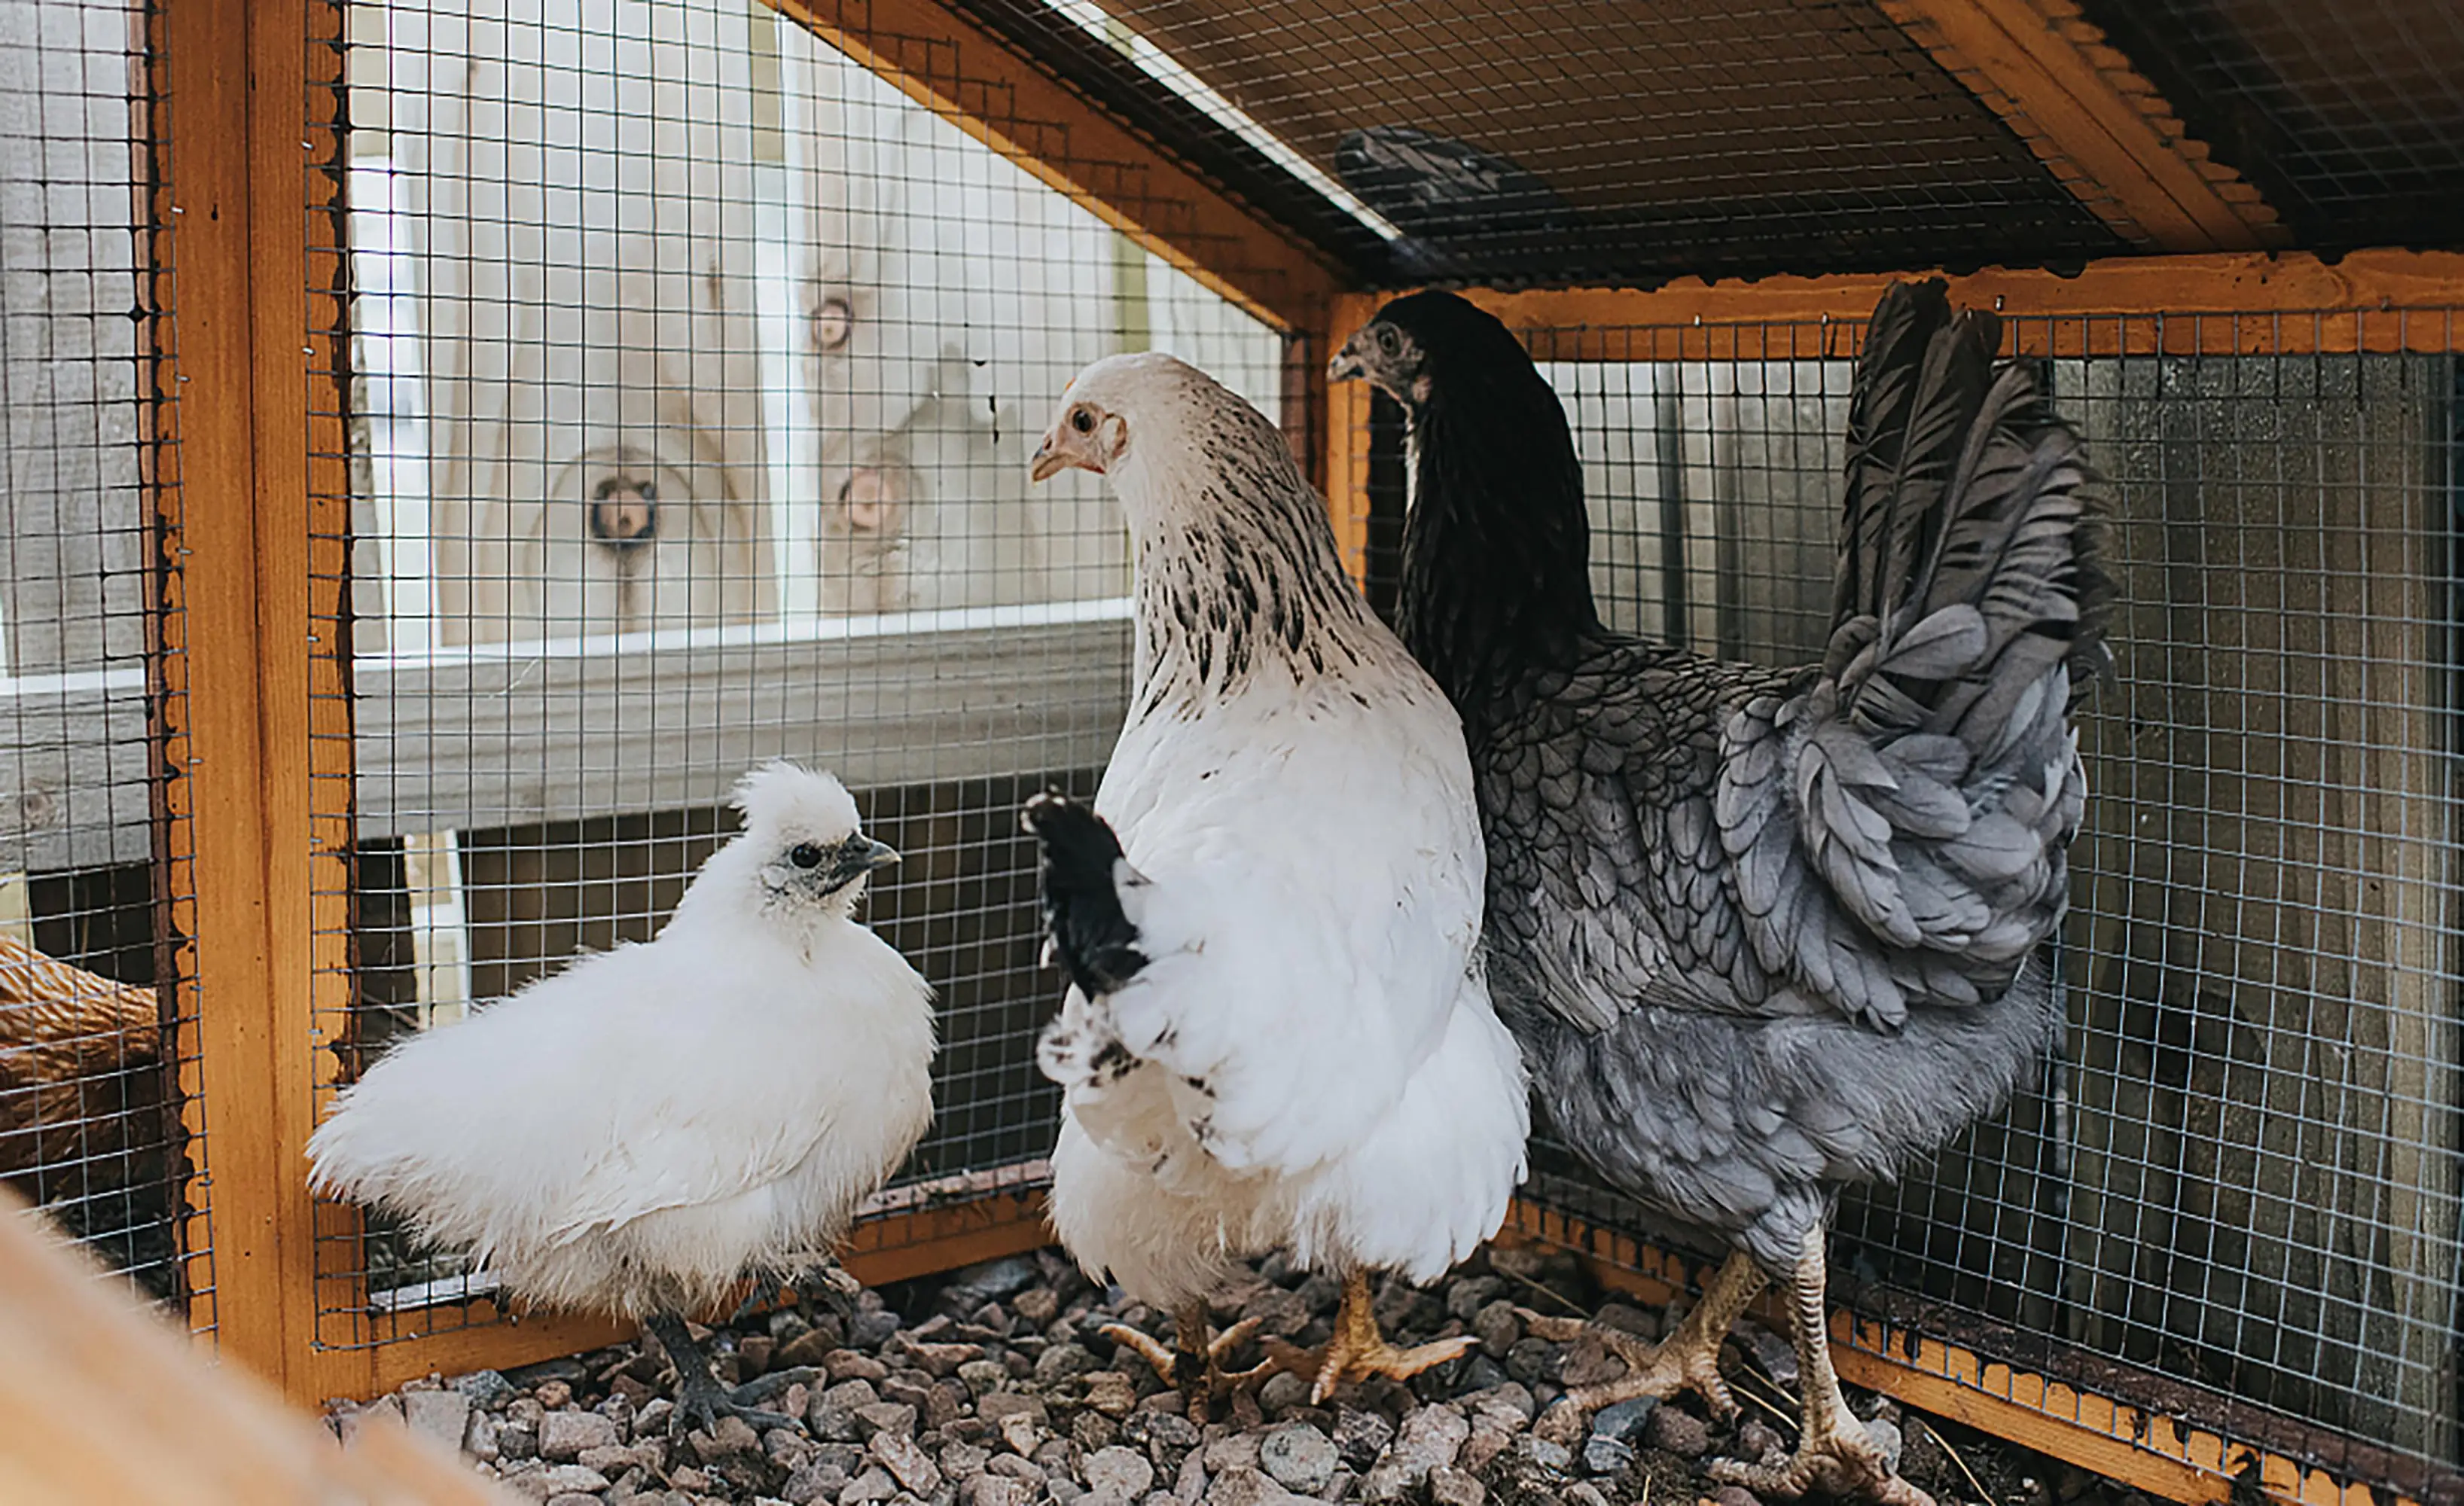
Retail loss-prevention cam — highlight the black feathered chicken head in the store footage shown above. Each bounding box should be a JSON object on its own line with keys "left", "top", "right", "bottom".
{"left": 1330, "top": 290, "right": 1535, "bottom": 419}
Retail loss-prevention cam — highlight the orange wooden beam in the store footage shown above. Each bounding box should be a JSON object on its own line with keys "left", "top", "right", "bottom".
{"left": 1324, "top": 292, "right": 1380, "bottom": 588}
{"left": 314, "top": 1180, "right": 1057, "bottom": 1402}
{"left": 761, "top": 0, "right": 1341, "bottom": 334}
{"left": 1318, "top": 250, "right": 2464, "bottom": 362}
{"left": 1878, "top": 0, "right": 2283, "bottom": 252}
{"left": 165, "top": 0, "right": 330, "bottom": 1400}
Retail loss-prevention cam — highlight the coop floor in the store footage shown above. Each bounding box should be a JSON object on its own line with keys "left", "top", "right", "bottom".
{"left": 328, "top": 1244, "right": 2145, "bottom": 1506}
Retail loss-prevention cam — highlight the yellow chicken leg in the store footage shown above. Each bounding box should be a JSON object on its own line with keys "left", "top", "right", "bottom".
{"left": 1709, "top": 1229, "right": 1934, "bottom": 1506}
{"left": 1102, "top": 1303, "right": 1264, "bottom": 1416}
{"left": 1517, "top": 1248, "right": 1766, "bottom": 1419}
{"left": 1247, "top": 1271, "right": 1477, "bottom": 1404}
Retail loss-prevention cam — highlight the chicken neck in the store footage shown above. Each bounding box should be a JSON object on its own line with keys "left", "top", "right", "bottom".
{"left": 1396, "top": 368, "right": 1604, "bottom": 725}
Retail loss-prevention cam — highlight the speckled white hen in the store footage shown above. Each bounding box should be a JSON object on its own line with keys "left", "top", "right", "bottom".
{"left": 1020, "top": 352, "right": 1528, "bottom": 1408}
{"left": 307, "top": 762, "right": 932, "bottom": 1428}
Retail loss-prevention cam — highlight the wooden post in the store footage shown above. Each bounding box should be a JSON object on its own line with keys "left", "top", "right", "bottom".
{"left": 134, "top": 0, "right": 211, "bottom": 1331}
{"left": 1323, "top": 292, "right": 1381, "bottom": 587}
{"left": 161, "top": 0, "right": 330, "bottom": 1400}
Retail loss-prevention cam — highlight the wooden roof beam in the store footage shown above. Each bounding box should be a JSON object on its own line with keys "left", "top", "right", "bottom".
{"left": 763, "top": 0, "right": 1344, "bottom": 334}
{"left": 1879, "top": 0, "right": 2286, "bottom": 253}
{"left": 1380, "top": 248, "right": 2464, "bottom": 360}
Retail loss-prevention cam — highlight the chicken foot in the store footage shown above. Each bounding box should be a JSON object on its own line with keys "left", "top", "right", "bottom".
{"left": 1101, "top": 1303, "right": 1265, "bottom": 1416}
{"left": 1519, "top": 1248, "right": 1765, "bottom": 1419}
{"left": 1249, "top": 1271, "right": 1477, "bottom": 1404}
{"left": 1708, "top": 1229, "right": 1934, "bottom": 1506}
{"left": 730, "top": 1251, "right": 862, "bottom": 1327}
{"left": 644, "top": 1310, "right": 804, "bottom": 1436}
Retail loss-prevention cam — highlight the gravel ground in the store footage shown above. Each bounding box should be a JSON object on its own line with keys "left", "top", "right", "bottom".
{"left": 328, "top": 1244, "right": 2153, "bottom": 1506}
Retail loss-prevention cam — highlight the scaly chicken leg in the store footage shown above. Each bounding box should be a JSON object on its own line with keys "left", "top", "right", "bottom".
{"left": 1520, "top": 1248, "right": 1765, "bottom": 1419}
{"left": 644, "top": 1311, "right": 801, "bottom": 1436}
{"left": 1102, "top": 1303, "right": 1264, "bottom": 1416}
{"left": 1709, "top": 1229, "right": 1933, "bottom": 1506}
{"left": 1249, "top": 1271, "right": 1477, "bottom": 1404}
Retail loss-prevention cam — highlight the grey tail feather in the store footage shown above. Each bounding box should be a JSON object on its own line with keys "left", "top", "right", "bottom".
{"left": 1835, "top": 279, "right": 2112, "bottom": 711}
{"left": 1021, "top": 792, "right": 1148, "bottom": 998}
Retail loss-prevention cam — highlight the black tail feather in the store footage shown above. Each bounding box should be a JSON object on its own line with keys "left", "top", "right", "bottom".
{"left": 1020, "top": 793, "right": 1148, "bottom": 997}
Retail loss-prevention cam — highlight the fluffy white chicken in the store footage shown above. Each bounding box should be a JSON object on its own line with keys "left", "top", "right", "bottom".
{"left": 308, "top": 763, "right": 932, "bottom": 1430}
{"left": 1020, "top": 353, "right": 1529, "bottom": 1410}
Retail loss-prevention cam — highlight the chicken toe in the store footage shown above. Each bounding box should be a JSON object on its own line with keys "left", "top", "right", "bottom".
{"left": 646, "top": 1311, "right": 803, "bottom": 1437}
{"left": 1518, "top": 1248, "right": 1766, "bottom": 1420}
{"left": 1103, "top": 1303, "right": 1265, "bottom": 1416}
{"left": 1711, "top": 1419, "right": 1935, "bottom": 1506}
{"left": 1245, "top": 1272, "right": 1475, "bottom": 1404}
{"left": 1706, "top": 1230, "right": 1933, "bottom": 1506}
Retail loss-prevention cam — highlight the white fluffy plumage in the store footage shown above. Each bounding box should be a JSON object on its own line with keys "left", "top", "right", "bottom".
{"left": 1026, "top": 353, "right": 1529, "bottom": 1318}
{"left": 308, "top": 762, "right": 935, "bottom": 1322}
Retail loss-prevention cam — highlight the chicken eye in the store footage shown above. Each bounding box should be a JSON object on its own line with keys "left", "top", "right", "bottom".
{"left": 1071, "top": 407, "right": 1095, "bottom": 434}
{"left": 788, "top": 843, "right": 825, "bottom": 869}
{"left": 1376, "top": 327, "right": 1399, "bottom": 355}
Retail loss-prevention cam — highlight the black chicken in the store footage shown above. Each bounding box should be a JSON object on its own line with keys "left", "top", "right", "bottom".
{"left": 1331, "top": 285, "right": 2108, "bottom": 1506}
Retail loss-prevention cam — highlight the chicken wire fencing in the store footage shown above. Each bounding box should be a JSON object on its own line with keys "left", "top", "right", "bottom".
{"left": 962, "top": 0, "right": 2130, "bottom": 288}
{"left": 0, "top": 0, "right": 202, "bottom": 1328}
{"left": 1360, "top": 311, "right": 2464, "bottom": 1495}
{"left": 306, "top": 0, "right": 1292, "bottom": 1349}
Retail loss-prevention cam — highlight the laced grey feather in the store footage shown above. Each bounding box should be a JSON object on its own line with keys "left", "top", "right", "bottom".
{"left": 1386, "top": 279, "right": 2109, "bottom": 1267}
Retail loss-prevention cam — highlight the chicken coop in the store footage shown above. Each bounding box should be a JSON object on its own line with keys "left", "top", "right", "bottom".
{"left": 0, "top": 0, "right": 2457, "bottom": 1498}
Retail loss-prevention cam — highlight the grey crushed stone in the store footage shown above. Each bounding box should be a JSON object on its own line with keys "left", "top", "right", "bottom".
{"left": 322, "top": 1247, "right": 2118, "bottom": 1506}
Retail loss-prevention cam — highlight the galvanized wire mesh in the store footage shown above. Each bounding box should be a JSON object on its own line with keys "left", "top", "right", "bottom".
{"left": 1407, "top": 310, "right": 2463, "bottom": 1492}
{"left": 311, "top": 0, "right": 1286, "bottom": 1348}
{"left": 0, "top": 0, "right": 199, "bottom": 1322}
{"left": 973, "top": 0, "right": 2124, "bottom": 285}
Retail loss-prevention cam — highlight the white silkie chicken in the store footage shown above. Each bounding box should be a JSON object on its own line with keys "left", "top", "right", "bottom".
{"left": 308, "top": 763, "right": 931, "bottom": 1430}
{"left": 1020, "top": 352, "right": 1529, "bottom": 1410}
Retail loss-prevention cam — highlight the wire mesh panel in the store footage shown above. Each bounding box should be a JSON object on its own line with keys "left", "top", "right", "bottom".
{"left": 2078, "top": 0, "right": 2464, "bottom": 252}
{"left": 965, "top": 0, "right": 2127, "bottom": 285}
{"left": 309, "top": 0, "right": 1286, "bottom": 1349}
{"left": 0, "top": 0, "right": 198, "bottom": 1319}
{"left": 1371, "top": 309, "right": 2462, "bottom": 1493}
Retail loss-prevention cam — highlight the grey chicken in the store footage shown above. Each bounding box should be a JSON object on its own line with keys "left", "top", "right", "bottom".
{"left": 1331, "top": 284, "right": 2108, "bottom": 1506}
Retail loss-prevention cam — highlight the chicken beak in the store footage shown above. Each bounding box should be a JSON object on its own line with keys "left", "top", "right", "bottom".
{"left": 823, "top": 836, "right": 902, "bottom": 892}
{"left": 1029, "top": 428, "right": 1083, "bottom": 483}
{"left": 1327, "top": 333, "right": 1368, "bottom": 383}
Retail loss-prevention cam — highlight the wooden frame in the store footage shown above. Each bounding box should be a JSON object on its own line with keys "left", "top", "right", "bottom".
{"left": 1324, "top": 250, "right": 2464, "bottom": 374}
{"left": 1876, "top": 0, "right": 2283, "bottom": 252}
{"left": 1318, "top": 248, "right": 2464, "bottom": 584}
{"left": 137, "top": 0, "right": 2464, "bottom": 1496}
{"left": 758, "top": 0, "right": 1342, "bottom": 334}
{"left": 164, "top": 0, "right": 327, "bottom": 1392}
{"left": 159, "top": 0, "right": 1090, "bottom": 1405}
